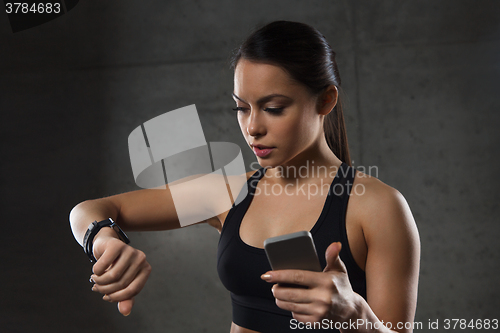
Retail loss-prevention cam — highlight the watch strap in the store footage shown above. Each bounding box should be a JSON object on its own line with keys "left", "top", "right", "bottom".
{"left": 83, "top": 218, "right": 130, "bottom": 263}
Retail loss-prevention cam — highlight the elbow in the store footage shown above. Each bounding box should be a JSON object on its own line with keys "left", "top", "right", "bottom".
{"left": 68, "top": 200, "right": 90, "bottom": 245}
{"left": 69, "top": 200, "right": 90, "bottom": 228}
{"left": 69, "top": 199, "right": 103, "bottom": 245}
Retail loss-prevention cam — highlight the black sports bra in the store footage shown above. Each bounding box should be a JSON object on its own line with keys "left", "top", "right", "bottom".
{"left": 217, "top": 162, "right": 366, "bottom": 332}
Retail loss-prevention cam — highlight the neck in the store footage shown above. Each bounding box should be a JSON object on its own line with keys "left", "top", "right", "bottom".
{"left": 265, "top": 135, "right": 343, "bottom": 183}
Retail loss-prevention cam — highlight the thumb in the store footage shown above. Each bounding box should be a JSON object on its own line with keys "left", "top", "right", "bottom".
{"left": 323, "top": 242, "right": 346, "bottom": 273}
{"left": 117, "top": 298, "right": 135, "bottom": 316}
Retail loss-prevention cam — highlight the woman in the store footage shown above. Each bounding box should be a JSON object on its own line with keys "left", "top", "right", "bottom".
{"left": 70, "top": 21, "right": 420, "bottom": 333}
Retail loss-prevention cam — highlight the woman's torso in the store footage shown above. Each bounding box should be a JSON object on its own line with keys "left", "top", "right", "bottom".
{"left": 214, "top": 163, "right": 369, "bottom": 333}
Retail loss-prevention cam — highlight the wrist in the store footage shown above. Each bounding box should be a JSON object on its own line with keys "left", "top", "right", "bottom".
{"left": 339, "top": 293, "right": 392, "bottom": 333}
{"left": 347, "top": 292, "right": 366, "bottom": 321}
{"left": 92, "top": 228, "right": 119, "bottom": 260}
{"left": 93, "top": 225, "right": 120, "bottom": 243}
{"left": 334, "top": 292, "right": 365, "bottom": 329}
{"left": 82, "top": 218, "right": 130, "bottom": 263}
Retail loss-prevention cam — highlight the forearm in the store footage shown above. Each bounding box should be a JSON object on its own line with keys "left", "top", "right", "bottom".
{"left": 340, "top": 294, "right": 399, "bottom": 333}
{"left": 69, "top": 198, "right": 120, "bottom": 246}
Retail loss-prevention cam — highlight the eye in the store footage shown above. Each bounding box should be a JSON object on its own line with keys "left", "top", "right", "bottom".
{"left": 232, "top": 106, "right": 284, "bottom": 114}
{"left": 232, "top": 107, "right": 248, "bottom": 113}
{"left": 263, "top": 107, "right": 284, "bottom": 115}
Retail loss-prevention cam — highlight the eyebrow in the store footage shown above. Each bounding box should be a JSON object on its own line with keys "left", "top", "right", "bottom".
{"left": 232, "top": 92, "right": 292, "bottom": 105}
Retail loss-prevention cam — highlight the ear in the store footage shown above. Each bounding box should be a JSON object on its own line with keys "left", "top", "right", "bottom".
{"left": 317, "top": 85, "right": 338, "bottom": 116}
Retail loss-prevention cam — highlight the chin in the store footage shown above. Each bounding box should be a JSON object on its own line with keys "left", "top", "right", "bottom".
{"left": 255, "top": 159, "right": 282, "bottom": 169}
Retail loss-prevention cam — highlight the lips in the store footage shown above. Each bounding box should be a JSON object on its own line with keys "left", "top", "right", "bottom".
{"left": 251, "top": 144, "right": 274, "bottom": 158}
{"left": 252, "top": 144, "right": 273, "bottom": 149}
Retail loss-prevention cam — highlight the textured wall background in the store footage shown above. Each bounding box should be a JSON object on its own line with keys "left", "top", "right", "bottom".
{"left": 1, "top": 1, "right": 499, "bottom": 332}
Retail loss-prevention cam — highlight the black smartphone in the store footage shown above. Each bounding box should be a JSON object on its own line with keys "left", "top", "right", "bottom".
{"left": 264, "top": 230, "right": 322, "bottom": 272}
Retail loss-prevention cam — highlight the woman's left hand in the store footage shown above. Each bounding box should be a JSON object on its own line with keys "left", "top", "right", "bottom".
{"left": 261, "top": 242, "right": 359, "bottom": 324}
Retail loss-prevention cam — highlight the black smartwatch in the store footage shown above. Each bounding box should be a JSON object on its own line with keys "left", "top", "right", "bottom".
{"left": 83, "top": 218, "right": 130, "bottom": 263}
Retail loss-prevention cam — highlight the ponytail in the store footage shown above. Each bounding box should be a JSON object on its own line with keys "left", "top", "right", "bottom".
{"left": 324, "top": 92, "right": 351, "bottom": 166}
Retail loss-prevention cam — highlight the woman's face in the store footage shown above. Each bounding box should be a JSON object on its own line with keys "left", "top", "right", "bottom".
{"left": 233, "top": 59, "right": 325, "bottom": 169}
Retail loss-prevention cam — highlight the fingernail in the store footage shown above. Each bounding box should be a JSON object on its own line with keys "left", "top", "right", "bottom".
{"left": 103, "top": 295, "right": 110, "bottom": 301}
{"left": 91, "top": 285, "right": 96, "bottom": 292}
{"left": 89, "top": 276, "right": 95, "bottom": 283}
{"left": 261, "top": 273, "right": 271, "bottom": 281}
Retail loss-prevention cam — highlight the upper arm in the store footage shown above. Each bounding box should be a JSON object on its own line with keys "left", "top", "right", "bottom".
{"left": 360, "top": 184, "right": 420, "bottom": 332}
{"left": 98, "top": 171, "right": 250, "bottom": 232}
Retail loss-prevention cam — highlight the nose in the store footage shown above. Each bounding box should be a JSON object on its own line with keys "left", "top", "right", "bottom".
{"left": 246, "top": 109, "right": 266, "bottom": 137}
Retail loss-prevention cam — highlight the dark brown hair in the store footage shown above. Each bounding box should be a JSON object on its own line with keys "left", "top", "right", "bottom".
{"left": 230, "top": 21, "right": 351, "bottom": 166}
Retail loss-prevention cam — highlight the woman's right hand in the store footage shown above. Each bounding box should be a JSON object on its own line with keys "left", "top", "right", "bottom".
{"left": 69, "top": 173, "right": 235, "bottom": 315}
{"left": 90, "top": 231, "right": 152, "bottom": 316}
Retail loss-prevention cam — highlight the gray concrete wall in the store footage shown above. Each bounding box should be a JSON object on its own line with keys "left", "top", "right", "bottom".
{"left": 1, "top": 1, "right": 499, "bottom": 332}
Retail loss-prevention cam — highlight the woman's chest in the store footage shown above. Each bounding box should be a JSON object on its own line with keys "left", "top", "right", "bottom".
{"left": 239, "top": 192, "right": 328, "bottom": 249}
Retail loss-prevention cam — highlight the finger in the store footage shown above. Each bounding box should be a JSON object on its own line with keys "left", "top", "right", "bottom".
{"left": 93, "top": 259, "right": 145, "bottom": 295}
{"left": 92, "top": 269, "right": 134, "bottom": 295}
{"left": 92, "top": 249, "right": 144, "bottom": 286}
{"left": 272, "top": 284, "right": 313, "bottom": 304}
{"left": 118, "top": 298, "right": 135, "bottom": 316}
{"left": 102, "top": 264, "right": 151, "bottom": 302}
{"left": 103, "top": 269, "right": 149, "bottom": 302}
{"left": 92, "top": 245, "right": 122, "bottom": 276}
{"left": 261, "top": 269, "right": 322, "bottom": 288}
{"left": 91, "top": 255, "right": 128, "bottom": 286}
{"left": 323, "top": 242, "right": 347, "bottom": 273}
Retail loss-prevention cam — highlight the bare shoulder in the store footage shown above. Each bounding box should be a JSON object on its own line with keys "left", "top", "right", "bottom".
{"left": 350, "top": 169, "right": 406, "bottom": 213}
{"left": 205, "top": 169, "right": 260, "bottom": 232}
{"left": 350, "top": 169, "right": 419, "bottom": 246}
{"left": 350, "top": 170, "right": 420, "bottom": 327}
{"left": 245, "top": 169, "right": 260, "bottom": 179}
{"left": 219, "top": 169, "right": 260, "bottom": 207}
{"left": 224, "top": 169, "right": 260, "bottom": 192}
